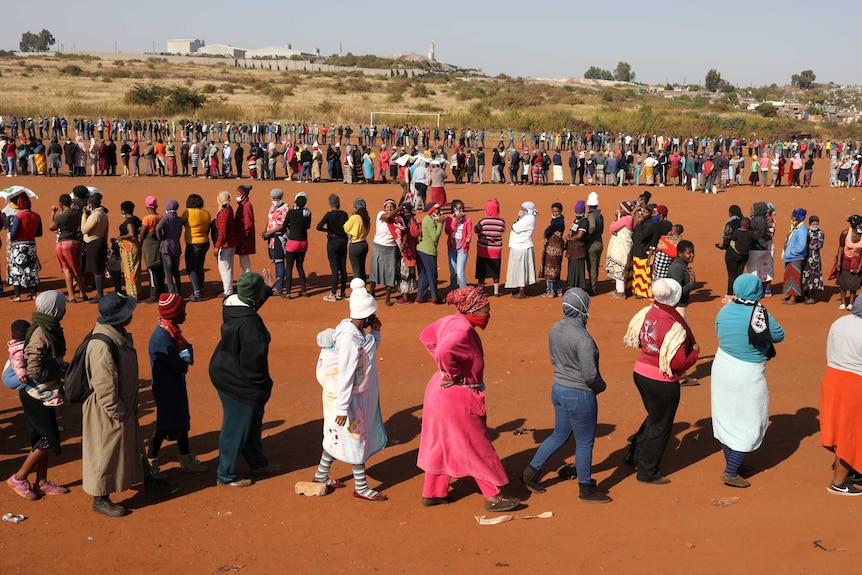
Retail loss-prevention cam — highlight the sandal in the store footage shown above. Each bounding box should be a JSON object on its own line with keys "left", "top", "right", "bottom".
{"left": 353, "top": 490, "right": 388, "bottom": 502}
{"left": 66, "top": 297, "right": 77, "bottom": 303}
{"left": 10, "top": 297, "right": 22, "bottom": 302}
{"left": 484, "top": 495, "right": 520, "bottom": 512}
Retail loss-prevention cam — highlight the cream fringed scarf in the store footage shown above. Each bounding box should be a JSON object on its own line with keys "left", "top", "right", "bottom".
{"left": 624, "top": 305, "right": 687, "bottom": 379}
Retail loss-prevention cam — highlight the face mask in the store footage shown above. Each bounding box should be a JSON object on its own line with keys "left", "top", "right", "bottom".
{"left": 651, "top": 215, "right": 660, "bottom": 223}
{"left": 363, "top": 315, "right": 377, "bottom": 329}
{"left": 272, "top": 199, "right": 283, "bottom": 207}
{"left": 466, "top": 314, "right": 490, "bottom": 330}
{"left": 236, "top": 195, "right": 245, "bottom": 202}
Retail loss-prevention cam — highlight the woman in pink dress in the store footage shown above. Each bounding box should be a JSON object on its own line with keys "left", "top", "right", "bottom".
{"left": 417, "top": 286, "right": 520, "bottom": 512}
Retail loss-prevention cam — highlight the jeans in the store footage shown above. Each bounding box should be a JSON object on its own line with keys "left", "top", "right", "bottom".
{"left": 216, "top": 390, "right": 268, "bottom": 484}
{"left": 529, "top": 384, "right": 598, "bottom": 484}
{"left": 348, "top": 240, "right": 368, "bottom": 281}
{"left": 448, "top": 249, "right": 468, "bottom": 289}
{"left": 161, "top": 253, "right": 182, "bottom": 295}
{"left": 184, "top": 243, "right": 209, "bottom": 294}
{"left": 417, "top": 251, "right": 439, "bottom": 301}
{"left": 327, "top": 238, "right": 348, "bottom": 295}
{"left": 630, "top": 372, "right": 680, "bottom": 482}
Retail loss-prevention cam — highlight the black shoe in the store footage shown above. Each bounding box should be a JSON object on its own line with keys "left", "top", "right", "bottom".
{"left": 520, "top": 465, "right": 546, "bottom": 494}
{"left": 420, "top": 496, "right": 451, "bottom": 507}
{"left": 556, "top": 463, "right": 578, "bottom": 481}
{"left": 145, "top": 478, "right": 180, "bottom": 501}
{"left": 93, "top": 496, "right": 128, "bottom": 517}
{"left": 622, "top": 445, "right": 636, "bottom": 467}
{"left": 578, "top": 479, "right": 612, "bottom": 503}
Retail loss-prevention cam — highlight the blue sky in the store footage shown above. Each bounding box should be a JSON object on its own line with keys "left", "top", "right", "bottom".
{"left": 6, "top": 0, "right": 857, "bottom": 87}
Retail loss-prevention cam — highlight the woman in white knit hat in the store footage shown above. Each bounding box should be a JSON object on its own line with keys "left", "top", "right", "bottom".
{"left": 312, "top": 278, "right": 388, "bottom": 501}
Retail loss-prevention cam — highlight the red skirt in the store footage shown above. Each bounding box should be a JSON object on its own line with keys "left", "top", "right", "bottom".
{"left": 55, "top": 240, "right": 81, "bottom": 275}
{"left": 820, "top": 366, "right": 862, "bottom": 470}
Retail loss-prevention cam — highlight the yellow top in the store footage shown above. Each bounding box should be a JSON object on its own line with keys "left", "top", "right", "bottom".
{"left": 343, "top": 213, "right": 368, "bottom": 243}
{"left": 181, "top": 208, "right": 212, "bottom": 244}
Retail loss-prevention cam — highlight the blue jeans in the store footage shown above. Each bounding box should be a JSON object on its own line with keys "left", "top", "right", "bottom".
{"left": 448, "top": 249, "right": 467, "bottom": 290}
{"left": 529, "top": 383, "right": 597, "bottom": 484}
{"left": 216, "top": 390, "right": 268, "bottom": 483}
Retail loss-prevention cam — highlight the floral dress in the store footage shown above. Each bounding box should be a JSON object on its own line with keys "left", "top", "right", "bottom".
{"left": 801, "top": 227, "right": 824, "bottom": 294}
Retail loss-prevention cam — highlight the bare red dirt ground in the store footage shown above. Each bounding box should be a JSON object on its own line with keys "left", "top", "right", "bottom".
{"left": 0, "top": 158, "right": 858, "bottom": 573}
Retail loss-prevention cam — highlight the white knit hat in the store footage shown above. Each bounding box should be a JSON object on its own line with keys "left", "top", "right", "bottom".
{"left": 587, "top": 192, "right": 599, "bottom": 207}
{"left": 349, "top": 278, "right": 378, "bottom": 319}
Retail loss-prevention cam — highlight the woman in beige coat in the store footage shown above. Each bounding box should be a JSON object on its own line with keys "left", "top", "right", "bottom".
{"left": 82, "top": 293, "right": 152, "bottom": 517}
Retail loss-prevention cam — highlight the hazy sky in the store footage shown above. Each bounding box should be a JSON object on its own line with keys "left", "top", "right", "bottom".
{"left": 5, "top": 0, "right": 858, "bottom": 87}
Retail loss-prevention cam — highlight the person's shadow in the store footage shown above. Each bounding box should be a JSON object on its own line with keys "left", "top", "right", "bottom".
{"left": 746, "top": 407, "right": 820, "bottom": 475}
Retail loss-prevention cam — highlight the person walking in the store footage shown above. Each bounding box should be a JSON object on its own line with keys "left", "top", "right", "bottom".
{"left": 417, "top": 286, "right": 520, "bottom": 512}
{"left": 210, "top": 271, "right": 278, "bottom": 488}
{"left": 711, "top": 274, "right": 785, "bottom": 488}
{"left": 312, "top": 278, "right": 388, "bottom": 501}
{"left": 622, "top": 279, "right": 699, "bottom": 484}
{"left": 520, "top": 288, "right": 611, "bottom": 502}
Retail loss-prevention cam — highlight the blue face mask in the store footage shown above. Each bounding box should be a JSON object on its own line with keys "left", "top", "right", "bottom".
{"left": 652, "top": 215, "right": 660, "bottom": 223}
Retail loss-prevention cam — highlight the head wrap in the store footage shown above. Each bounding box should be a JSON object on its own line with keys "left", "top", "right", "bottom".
{"left": 485, "top": 199, "right": 500, "bottom": 218}
{"left": 158, "top": 293, "right": 186, "bottom": 320}
{"left": 652, "top": 278, "right": 682, "bottom": 306}
{"left": 446, "top": 286, "right": 489, "bottom": 314}
{"left": 165, "top": 199, "right": 179, "bottom": 213}
{"left": 349, "top": 278, "right": 378, "bottom": 319}
{"left": 619, "top": 201, "right": 635, "bottom": 215}
{"left": 521, "top": 201, "right": 537, "bottom": 216}
{"left": 574, "top": 200, "right": 586, "bottom": 214}
{"left": 35, "top": 290, "right": 66, "bottom": 319}
{"left": 354, "top": 198, "right": 367, "bottom": 210}
{"left": 562, "top": 288, "right": 590, "bottom": 322}
{"left": 425, "top": 202, "right": 439, "bottom": 215}
{"left": 732, "top": 273, "right": 775, "bottom": 358}
{"left": 792, "top": 208, "right": 807, "bottom": 221}
{"left": 145, "top": 195, "right": 158, "bottom": 209}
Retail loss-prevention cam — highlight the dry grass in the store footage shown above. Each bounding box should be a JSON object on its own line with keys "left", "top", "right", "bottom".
{"left": 2, "top": 53, "right": 857, "bottom": 139}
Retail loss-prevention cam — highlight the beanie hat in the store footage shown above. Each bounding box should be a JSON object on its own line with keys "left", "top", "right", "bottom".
{"left": 349, "top": 278, "right": 378, "bottom": 319}
{"left": 270, "top": 188, "right": 284, "bottom": 198}
{"left": 237, "top": 185, "right": 252, "bottom": 197}
{"left": 574, "top": 200, "right": 586, "bottom": 214}
{"left": 158, "top": 293, "right": 186, "bottom": 320}
{"left": 237, "top": 272, "right": 266, "bottom": 306}
{"left": 165, "top": 199, "right": 179, "bottom": 212}
{"left": 145, "top": 195, "right": 158, "bottom": 209}
{"left": 587, "top": 192, "right": 599, "bottom": 206}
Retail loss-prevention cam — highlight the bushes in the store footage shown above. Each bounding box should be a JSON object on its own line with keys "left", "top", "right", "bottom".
{"left": 124, "top": 83, "right": 207, "bottom": 112}
{"left": 58, "top": 65, "right": 84, "bottom": 76}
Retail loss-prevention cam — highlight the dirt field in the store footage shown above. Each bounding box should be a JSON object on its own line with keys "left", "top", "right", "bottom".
{"left": 0, "top": 160, "right": 858, "bottom": 573}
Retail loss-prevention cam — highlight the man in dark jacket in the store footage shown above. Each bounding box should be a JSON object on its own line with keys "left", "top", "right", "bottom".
{"left": 209, "top": 270, "right": 277, "bottom": 487}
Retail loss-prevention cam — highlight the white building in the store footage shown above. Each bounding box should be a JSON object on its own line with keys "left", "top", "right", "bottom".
{"left": 244, "top": 44, "right": 302, "bottom": 59}
{"left": 166, "top": 38, "right": 204, "bottom": 55}
{"left": 197, "top": 44, "right": 246, "bottom": 58}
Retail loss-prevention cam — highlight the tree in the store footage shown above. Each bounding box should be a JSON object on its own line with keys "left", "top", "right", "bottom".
{"left": 614, "top": 61, "right": 635, "bottom": 83}
{"left": 704, "top": 69, "right": 722, "bottom": 92}
{"left": 791, "top": 70, "right": 816, "bottom": 89}
{"left": 19, "top": 29, "right": 56, "bottom": 52}
{"left": 755, "top": 103, "right": 777, "bottom": 117}
{"left": 584, "top": 66, "right": 613, "bottom": 81}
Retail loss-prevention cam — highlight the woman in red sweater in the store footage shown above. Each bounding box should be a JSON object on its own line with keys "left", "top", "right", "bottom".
{"left": 7, "top": 193, "right": 42, "bottom": 301}
{"left": 622, "top": 278, "right": 699, "bottom": 484}
{"left": 214, "top": 191, "right": 237, "bottom": 297}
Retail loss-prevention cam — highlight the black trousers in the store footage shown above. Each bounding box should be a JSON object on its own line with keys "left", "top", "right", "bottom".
{"left": 631, "top": 372, "right": 680, "bottom": 482}
{"left": 284, "top": 251, "right": 307, "bottom": 294}
{"left": 725, "top": 251, "right": 747, "bottom": 295}
{"left": 348, "top": 240, "right": 368, "bottom": 281}
{"left": 327, "top": 238, "right": 348, "bottom": 295}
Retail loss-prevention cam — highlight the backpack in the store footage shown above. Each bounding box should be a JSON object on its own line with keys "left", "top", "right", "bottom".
{"left": 64, "top": 332, "right": 120, "bottom": 403}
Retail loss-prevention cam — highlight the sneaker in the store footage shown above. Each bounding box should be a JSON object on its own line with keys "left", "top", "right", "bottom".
{"left": 322, "top": 293, "right": 338, "bottom": 302}
{"left": 827, "top": 481, "right": 862, "bottom": 496}
{"left": 846, "top": 471, "right": 862, "bottom": 483}
{"left": 179, "top": 452, "right": 209, "bottom": 473}
{"left": 839, "top": 304, "right": 847, "bottom": 310}
{"left": 7, "top": 474, "right": 37, "bottom": 500}
{"left": 34, "top": 480, "right": 70, "bottom": 496}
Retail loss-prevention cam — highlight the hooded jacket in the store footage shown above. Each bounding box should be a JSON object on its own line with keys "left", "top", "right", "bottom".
{"left": 209, "top": 295, "right": 272, "bottom": 406}
{"left": 749, "top": 202, "right": 770, "bottom": 251}
{"left": 547, "top": 289, "right": 606, "bottom": 394}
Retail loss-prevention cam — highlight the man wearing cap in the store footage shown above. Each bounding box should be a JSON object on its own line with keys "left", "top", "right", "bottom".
{"left": 83, "top": 293, "right": 171, "bottom": 517}
{"left": 585, "top": 193, "right": 604, "bottom": 295}
{"left": 209, "top": 271, "right": 278, "bottom": 487}
{"left": 234, "top": 185, "right": 255, "bottom": 274}
{"left": 312, "top": 278, "right": 388, "bottom": 501}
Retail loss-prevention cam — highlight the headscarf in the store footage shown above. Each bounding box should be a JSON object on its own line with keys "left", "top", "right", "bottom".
{"left": 217, "top": 191, "right": 231, "bottom": 207}
{"left": 165, "top": 199, "right": 179, "bottom": 213}
{"left": 732, "top": 273, "right": 775, "bottom": 359}
{"left": 157, "top": 293, "right": 188, "bottom": 350}
{"left": 446, "top": 286, "right": 489, "bottom": 314}
{"left": 574, "top": 200, "right": 586, "bottom": 214}
{"left": 25, "top": 290, "right": 66, "bottom": 358}
{"left": 354, "top": 198, "right": 367, "bottom": 210}
{"left": 521, "top": 201, "right": 537, "bottom": 216}
{"left": 15, "top": 194, "right": 31, "bottom": 210}
{"left": 484, "top": 199, "right": 500, "bottom": 218}
{"left": 562, "top": 288, "right": 590, "bottom": 323}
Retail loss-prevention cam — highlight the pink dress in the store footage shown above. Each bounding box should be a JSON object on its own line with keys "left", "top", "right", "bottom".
{"left": 417, "top": 314, "right": 509, "bottom": 485}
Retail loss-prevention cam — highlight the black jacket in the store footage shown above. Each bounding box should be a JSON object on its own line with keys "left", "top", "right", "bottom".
{"left": 209, "top": 297, "right": 272, "bottom": 406}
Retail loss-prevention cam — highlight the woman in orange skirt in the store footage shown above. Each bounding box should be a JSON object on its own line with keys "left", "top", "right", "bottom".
{"left": 820, "top": 297, "right": 862, "bottom": 496}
